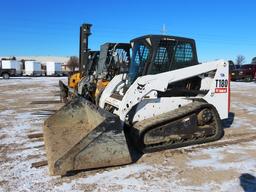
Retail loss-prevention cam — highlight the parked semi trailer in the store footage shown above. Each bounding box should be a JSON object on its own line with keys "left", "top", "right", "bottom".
{"left": 23, "top": 61, "right": 42, "bottom": 76}
{"left": 46, "top": 62, "right": 62, "bottom": 76}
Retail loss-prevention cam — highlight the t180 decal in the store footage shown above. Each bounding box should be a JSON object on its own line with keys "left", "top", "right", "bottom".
{"left": 215, "top": 79, "right": 228, "bottom": 93}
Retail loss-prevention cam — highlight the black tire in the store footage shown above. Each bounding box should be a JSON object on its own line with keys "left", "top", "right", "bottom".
{"left": 2, "top": 73, "right": 10, "bottom": 79}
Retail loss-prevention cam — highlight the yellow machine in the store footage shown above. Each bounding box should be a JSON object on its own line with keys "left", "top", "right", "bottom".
{"left": 59, "top": 23, "right": 130, "bottom": 103}
{"left": 94, "top": 79, "right": 110, "bottom": 104}
{"left": 68, "top": 72, "right": 81, "bottom": 89}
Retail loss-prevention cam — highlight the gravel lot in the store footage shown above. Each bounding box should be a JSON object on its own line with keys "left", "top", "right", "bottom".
{"left": 0, "top": 77, "right": 256, "bottom": 192}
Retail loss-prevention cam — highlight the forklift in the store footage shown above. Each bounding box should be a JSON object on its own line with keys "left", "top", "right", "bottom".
{"left": 59, "top": 23, "right": 131, "bottom": 103}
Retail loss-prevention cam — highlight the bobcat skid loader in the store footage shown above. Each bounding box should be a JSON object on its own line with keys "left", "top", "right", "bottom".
{"left": 44, "top": 35, "right": 230, "bottom": 175}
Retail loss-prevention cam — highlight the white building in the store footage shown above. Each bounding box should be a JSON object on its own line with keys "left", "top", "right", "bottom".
{"left": 1, "top": 60, "right": 22, "bottom": 75}
{"left": 24, "top": 61, "right": 42, "bottom": 76}
{"left": 45, "top": 62, "right": 62, "bottom": 76}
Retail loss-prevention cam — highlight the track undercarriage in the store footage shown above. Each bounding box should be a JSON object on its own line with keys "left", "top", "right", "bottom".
{"left": 131, "top": 101, "right": 224, "bottom": 153}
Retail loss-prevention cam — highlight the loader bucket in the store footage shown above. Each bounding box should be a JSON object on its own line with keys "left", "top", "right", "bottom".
{"left": 43, "top": 97, "right": 134, "bottom": 176}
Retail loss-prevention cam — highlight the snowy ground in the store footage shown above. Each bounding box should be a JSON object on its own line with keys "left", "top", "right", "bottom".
{"left": 0, "top": 77, "right": 256, "bottom": 192}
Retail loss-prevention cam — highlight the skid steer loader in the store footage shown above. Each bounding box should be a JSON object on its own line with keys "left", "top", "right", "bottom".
{"left": 60, "top": 23, "right": 131, "bottom": 103}
{"left": 44, "top": 34, "right": 229, "bottom": 176}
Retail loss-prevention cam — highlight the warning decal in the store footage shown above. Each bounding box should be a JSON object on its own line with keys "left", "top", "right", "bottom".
{"left": 215, "top": 88, "right": 227, "bottom": 93}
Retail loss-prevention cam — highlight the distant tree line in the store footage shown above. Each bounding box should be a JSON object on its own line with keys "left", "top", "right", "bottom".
{"left": 67, "top": 56, "right": 79, "bottom": 72}
{"left": 229, "top": 55, "right": 256, "bottom": 67}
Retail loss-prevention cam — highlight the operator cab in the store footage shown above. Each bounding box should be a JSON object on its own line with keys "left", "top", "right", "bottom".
{"left": 128, "top": 35, "right": 198, "bottom": 84}
{"left": 86, "top": 51, "right": 100, "bottom": 76}
{"left": 124, "top": 35, "right": 201, "bottom": 96}
{"left": 96, "top": 43, "right": 131, "bottom": 80}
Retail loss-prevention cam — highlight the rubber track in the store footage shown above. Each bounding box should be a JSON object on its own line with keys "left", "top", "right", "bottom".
{"left": 133, "top": 101, "right": 223, "bottom": 153}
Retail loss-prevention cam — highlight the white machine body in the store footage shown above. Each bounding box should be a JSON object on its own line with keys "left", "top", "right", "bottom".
{"left": 100, "top": 60, "right": 229, "bottom": 123}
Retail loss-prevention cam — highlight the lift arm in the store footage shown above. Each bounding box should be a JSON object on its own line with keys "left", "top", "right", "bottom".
{"left": 103, "top": 60, "right": 229, "bottom": 121}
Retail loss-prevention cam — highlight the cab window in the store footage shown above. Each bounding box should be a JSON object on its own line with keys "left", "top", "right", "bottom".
{"left": 172, "top": 42, "right": 193, "bottom": 70}
{"left": 149, "top": 40, "right": 175, "bottom": 74}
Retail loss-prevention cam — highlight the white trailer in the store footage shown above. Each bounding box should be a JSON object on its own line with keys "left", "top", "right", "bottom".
{"left": 46, "top": 62, "right": 62, "bottom": 76}
{"left": 24, "top": 61, "right": 42, "bottom": 76}
{"left": 1, "top": 60, "right": 22, "bottom": 75}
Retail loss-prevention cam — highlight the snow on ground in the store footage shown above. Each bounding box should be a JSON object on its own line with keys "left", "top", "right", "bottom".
{"left": 188, "top": 143, "right": 256, "bottom": 171}
{"left": 0, "top": 78, "right": 256, "bottom": 192}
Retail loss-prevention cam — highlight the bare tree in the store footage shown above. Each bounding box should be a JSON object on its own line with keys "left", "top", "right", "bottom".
{"left": 67, "top": 56, "right": 79, "bottom": 72}
{"left": 235, "top": 55, "right": 245, "bottom": 65}
{"left": 251, "top": 57, "right": 256, "bottom": 64}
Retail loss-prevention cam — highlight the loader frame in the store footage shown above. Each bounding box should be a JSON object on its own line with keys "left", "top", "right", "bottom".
{"left": 100, "top": 60, "right": 229, "bottom": 122}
